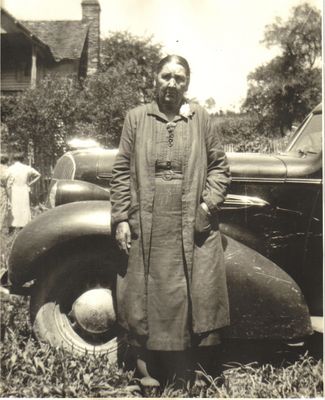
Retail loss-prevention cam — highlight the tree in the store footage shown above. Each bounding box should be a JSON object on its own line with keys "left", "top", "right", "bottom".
{"left": 100, "top": 31, "right": 162, "bottom": 102}
{"left": 263, "top": 3, "right": 321, "bottom": 70}
{"left": 1, "top": 31, "right": 163, "bottom": 172}
{"left": 242, "top": 3, "right": 322, "bottom": 136}
{"left": 2, "top": 76, "right": 80, "bottom": 170}
{"left": 204, "top": 97, "right": 216, "bottom": 113}
{"left": 73, "top": 31, "right": 163, "bottom": 147}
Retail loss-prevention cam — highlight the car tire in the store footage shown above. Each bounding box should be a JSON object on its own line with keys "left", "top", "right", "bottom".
{"left": 30, "top": 246, "right": 126, "bottom": 361}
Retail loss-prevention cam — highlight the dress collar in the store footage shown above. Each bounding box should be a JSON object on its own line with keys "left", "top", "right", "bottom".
{"left": 147, "top": 100, "right": 195, "bottom": 122}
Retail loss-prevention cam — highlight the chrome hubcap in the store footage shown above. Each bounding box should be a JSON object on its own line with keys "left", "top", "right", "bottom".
{"left": 71, "top": 288, "right": 116, "bottom": 335}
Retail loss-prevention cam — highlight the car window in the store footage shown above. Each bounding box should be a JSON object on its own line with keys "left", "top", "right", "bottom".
{"left": 288, "top": 113, "right": 322, "bottom": 155}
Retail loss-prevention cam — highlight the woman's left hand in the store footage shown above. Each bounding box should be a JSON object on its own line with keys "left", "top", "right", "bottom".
{"left": 195, "top": 203, "right": 211, "bottom": 234}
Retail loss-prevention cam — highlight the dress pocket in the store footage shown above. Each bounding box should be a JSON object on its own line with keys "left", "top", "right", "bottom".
{"left": 195, "top": 204, "right": 211, "bottom": 234}
{"left": 128, "top": 204, "right": 140, "bottom": 239}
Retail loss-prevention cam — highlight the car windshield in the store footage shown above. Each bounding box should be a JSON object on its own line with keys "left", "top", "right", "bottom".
{"left": 287, "top": 113, "right": 322, "bottom": 155}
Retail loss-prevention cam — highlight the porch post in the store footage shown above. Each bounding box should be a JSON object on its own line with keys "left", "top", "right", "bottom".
{"left": 31, "top": 45, "right": 37, "bottom": 88}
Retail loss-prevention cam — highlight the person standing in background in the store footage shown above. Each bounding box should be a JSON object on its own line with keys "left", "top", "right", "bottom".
{"left": 0, "top": 154, "right": 10, "bottom": 232}
{"left": 7, "top": 153, "right": 40, "bottom": 233}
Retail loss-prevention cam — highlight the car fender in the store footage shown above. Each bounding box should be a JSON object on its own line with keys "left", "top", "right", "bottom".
{"left": 220, "top": 222, "right": 265, "bottom": 254}
{"left": 8, "top": 201, "right": 114, "bottom": 286}
{"left": 9, "top": 202, "right": 312, "bottom": 339}
{"left": 48, "top": 179, "right": 110, "bottom": 207}
{"left": 219, "top": 193, "right": 272, "bottom": 253}
{"left": 223, "top": 236, "right": 313, "bottom": 339}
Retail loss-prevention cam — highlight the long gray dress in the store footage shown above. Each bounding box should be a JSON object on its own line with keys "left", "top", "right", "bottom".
{"left": 143, "top": 117, "right": 220, "bottom": 350}
{"left": 112, "top": 102, "right": 231, "bottom": 352}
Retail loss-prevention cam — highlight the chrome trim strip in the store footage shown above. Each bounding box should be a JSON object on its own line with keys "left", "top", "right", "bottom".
{"left": 223, "top": 194, "right": 270, "bottom": 208}
{"left": 66, "top": 152, "right": 76, "bottom": 179}
{"left": 232, "top": 177, "right": 322, "bottom": 184}
{"left": 285, "top": 179, "right": 322, "bottom": 184}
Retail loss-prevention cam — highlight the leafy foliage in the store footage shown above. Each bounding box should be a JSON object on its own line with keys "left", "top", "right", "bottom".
{"left": 77, "top": 32, "right": 162, "bottom": 148}
{"left": 2, "top": 76, "right": 80, "bottom": 175}
{"left": 1, "top": 31, "right": 163, "bottom": 171}
{"left": 212, "top": 113, "right": 292, "bottom": 153}
{"left": 100, "top": 31, "right": 162, "bottom": 104}
{"left": 263, "top": 3, "right": 321, "bottom": 69}
{"left": 242, "top": 3, "right": 322, "bottom": 136}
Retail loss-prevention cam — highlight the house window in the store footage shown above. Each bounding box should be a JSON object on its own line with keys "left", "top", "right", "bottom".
{"left": 16, "top": 61, "right": 30, "bottom": 82}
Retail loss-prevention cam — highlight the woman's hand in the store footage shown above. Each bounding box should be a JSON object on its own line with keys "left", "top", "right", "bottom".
{"left": 200, "top": 202, "right": 210, "bottom": 214}
{"left": 115, "top": 221, "right": 131, "bottom": 255}
{"left": 195, "top": 203, "right": 211, "bottom": 234}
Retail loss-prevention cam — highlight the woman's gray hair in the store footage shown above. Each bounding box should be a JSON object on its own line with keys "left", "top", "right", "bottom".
{"left": 156, "top": 55, "right": 191, "bottom": 78}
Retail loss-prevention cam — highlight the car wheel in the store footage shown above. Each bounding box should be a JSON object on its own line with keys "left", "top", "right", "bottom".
{"left": 30, "top": 247, "right": 125, "bottom": 361}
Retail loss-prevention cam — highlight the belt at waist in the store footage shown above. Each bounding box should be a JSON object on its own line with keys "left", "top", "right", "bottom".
{"left": 155, "top": 160, "right": 182, "bottom": 173}
{"left": 155, "top": 170, "right": 183, "bottom": 180}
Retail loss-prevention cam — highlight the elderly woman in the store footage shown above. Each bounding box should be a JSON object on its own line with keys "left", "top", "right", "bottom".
{"left": 110, "top": 55, "right": 231, "bottom": 389}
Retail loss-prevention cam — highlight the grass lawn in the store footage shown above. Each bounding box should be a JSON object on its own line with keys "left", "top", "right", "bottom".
{"left": 0, "top": 230, "right": 323, "bottom": 398}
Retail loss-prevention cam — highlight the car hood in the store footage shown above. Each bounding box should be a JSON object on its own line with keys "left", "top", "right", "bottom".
{"left": 227, "top": 152, "right": 286, "bottom": 179}
{"left": 227, "top": 151, "right": 322, "bottom": 180}
{"left": 66, "top": 148, "right": 321, "bottom": 182}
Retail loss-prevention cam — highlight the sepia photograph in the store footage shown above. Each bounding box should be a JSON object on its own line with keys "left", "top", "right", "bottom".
{"left": 0, "top": 0, "right": 323, "bottom": 397}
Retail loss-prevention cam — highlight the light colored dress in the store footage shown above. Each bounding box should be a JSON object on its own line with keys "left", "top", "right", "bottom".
{"left": 7, "top": 162, "right": 40, "bottom": 228}
{"left": 0, "top": 164, "right": 9, "bottom": 230}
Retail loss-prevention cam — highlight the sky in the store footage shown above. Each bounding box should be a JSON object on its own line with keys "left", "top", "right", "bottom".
{"left": 2, "top": 0, "right": 322, "bottom": 111}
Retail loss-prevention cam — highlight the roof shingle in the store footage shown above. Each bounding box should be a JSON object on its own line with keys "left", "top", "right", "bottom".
{"left": 22, "top": 20, "right": 89, "bottom": 61}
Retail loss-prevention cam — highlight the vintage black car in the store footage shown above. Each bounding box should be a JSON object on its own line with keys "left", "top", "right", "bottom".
{"left": 6, "top": 104, "right": 323, "bottom": 360}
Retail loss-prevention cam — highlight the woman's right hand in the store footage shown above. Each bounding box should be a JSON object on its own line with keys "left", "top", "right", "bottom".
{"left": 115, "top": 221, "right": 131, "bottom": 255}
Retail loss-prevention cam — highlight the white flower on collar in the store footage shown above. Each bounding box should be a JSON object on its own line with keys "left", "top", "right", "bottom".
{"left": 179, "top": 103, "right": 192, "bottom": 118}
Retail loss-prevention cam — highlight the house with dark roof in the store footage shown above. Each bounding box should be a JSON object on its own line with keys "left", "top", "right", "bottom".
{"left": 1, "top": 0, "right": 100, "bottom": 93}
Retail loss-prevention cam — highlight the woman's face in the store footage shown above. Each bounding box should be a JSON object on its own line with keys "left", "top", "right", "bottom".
{"left": 155, "top": 61, "right": 189, "bottom": 110}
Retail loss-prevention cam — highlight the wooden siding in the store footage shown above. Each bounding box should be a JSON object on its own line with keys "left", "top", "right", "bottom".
{"left": 1, "top": 33, "right": 32, "bottom": 91}
{"left": 1, "top": 68, "right": 31, "bottom": 91}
